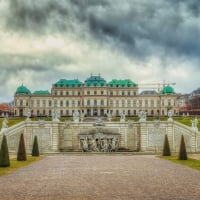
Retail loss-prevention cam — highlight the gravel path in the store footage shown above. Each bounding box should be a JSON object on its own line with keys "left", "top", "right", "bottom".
{"left": 0, "top": 155, "right": 200, "bottom": 200}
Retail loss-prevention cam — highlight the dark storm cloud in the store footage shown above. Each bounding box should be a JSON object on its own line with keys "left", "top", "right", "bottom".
{"left": 5, "top": 0, "right": 200, "bottom": 61}
{"left": 0, "top": 52, "right": 72, "bottom": 85}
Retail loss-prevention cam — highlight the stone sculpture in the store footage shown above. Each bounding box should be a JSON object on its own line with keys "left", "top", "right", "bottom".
{"left": 167, "top": 110, "right": 173, "bottom": 122}
{"left": 73, "top": 110, "right": 80, "bottom": 123}
{"left": 120, "top": 111, "right": 126, "bottom": 123}
{"left": 25, "top": 110, "right": 31, "bottom": 122}
{"left": 80, "top": 136, "right": 119, "bottom": 152}
{"left": 139, "top": 110, "right": 146, "bottom": 122}
{"left": 52, "top": 109, "right": 60, "bottom": 122}
{"left": 1, "top": 117, "right": 8, "bottom": 133}
{"left": 107, "top": 111, "right": 112, "bottom": 122}
{"left": 191, "top": 117, "right": 198, "bottom": 131}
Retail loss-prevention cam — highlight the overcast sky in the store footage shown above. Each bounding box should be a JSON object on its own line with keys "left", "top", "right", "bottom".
{"left": 0, "top": 0, "right": 200, "bottom": 102}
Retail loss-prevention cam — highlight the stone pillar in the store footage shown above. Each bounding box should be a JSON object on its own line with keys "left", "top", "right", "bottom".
{"left": 119, "top": 123, "right": 127, "bottom": 148}
{"left": 51, "top": 123, "right": 59, "bottom": 152}
{"left": 24, "top": 122, "right": 33, "bottom": 153}
{"left": 167, "top": 121, "right": 174, "bottom": 151}
{"left": 140, "top": 122, "right": 147, "bottom": 152}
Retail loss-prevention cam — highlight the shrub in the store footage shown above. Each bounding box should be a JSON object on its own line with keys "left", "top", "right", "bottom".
{"left": 32, "top": 136, "right": 39, "bottom": 156}
{"left": 179, "top": 135, "right": 187, "bottom": 160}
{"left": 162, "top": 134, "right": 171, "bottom": 156}
{"left": 17, "top": 133, "right": 27, "bottom": 161}
{"left": 0, "top": 135, "right": 10, "bottom": 167}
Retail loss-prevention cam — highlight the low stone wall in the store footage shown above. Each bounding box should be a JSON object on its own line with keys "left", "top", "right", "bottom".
{"left": 0, "top": 120, "right": 198, "bottom": 154}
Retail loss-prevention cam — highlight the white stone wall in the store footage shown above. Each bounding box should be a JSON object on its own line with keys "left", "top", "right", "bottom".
{"left": 1, "top": 120, "right": 199, "bottom": 154}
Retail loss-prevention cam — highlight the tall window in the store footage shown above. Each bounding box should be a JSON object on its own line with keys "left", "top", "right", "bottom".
{"left": 151, "top": 100, "right": 154, "bottom": 107}
{"left": 48, "top": 100, "right": 52, "bottom": 107}
{"left": 37, "top": 100, "right": 40, "bottom": 107}
{"left": 116, "top": 100, "right": 119, "bottom": 107}
{"left": 66, "top": 100, "right": 69, "bottom": 107}
{"left": 94, "top": 99, "right": 97, "bottom": 106}
{"left": 139, "top": 100, "right": 142, "bottom": 107}
{"left": 20, "top": 100, "right": 23, "bottom": 106}
{"left": 101, "top": 99, "right": 104, "bottom": 106}
{"left": 133, "top": 100, "right": 136, "bottom": 107}
{"left": 87, "top": 100, "right": 90, "bottom": 106}
{"left": 122, "top": 100, "right": 125, "bottom": 107}
{"left": 145, "top": 100, "right": 148, "bottom": 107}
{"left": 43, "top": 100, "right": 46, "bottom": 107}
{"left": 31, "top": 100, "right": 34, "bottom": 107}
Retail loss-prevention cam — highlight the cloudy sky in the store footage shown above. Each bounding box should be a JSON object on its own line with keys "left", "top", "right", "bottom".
{"left": 0, "top": 0, "right": 200, "bottom": 102}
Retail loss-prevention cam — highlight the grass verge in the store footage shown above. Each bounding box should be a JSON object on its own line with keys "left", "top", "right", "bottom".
{"left": 0, "top": 155, "right": 44, "bottom": 176}
{"left": 160, "top": 155, "right": 200, "bottom": 171}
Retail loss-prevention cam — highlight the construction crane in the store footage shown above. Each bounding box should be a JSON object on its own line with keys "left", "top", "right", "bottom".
{"left": 138, "top": 81, "right": 176, "bottom": 92}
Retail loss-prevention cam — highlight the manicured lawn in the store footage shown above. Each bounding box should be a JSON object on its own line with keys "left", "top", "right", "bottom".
{"left": 160, "top": 156, "right": 200, "bottom": 171}
{"left": 0, "top": 156, "right": 44, "bottom": 176}
{"left": 0, "top": 117, "right": 25, "bottom": 129}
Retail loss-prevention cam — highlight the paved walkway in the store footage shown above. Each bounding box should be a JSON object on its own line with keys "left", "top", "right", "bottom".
{"left": 0, "top": 155, "right": 200, "bottom": 200}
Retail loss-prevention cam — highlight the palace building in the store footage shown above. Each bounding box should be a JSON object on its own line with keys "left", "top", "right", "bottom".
{"left": 14, "top": 75, "right": 178, "bottom": 117}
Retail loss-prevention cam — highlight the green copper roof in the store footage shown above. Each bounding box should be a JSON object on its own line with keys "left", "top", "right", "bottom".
{"left": 54, "top": 79, "right": 82, "bottom": 87}
{"left": 160, "top": 85, "right": 175, "bottom": 94}
{"left": 84, "top": 75, "right": 106, "bottom": 86}
{"left": 16, "top": 85, "right": 31, "bottom": 94}
{"left": 32, "top": 90, "right": 50, "bottom": 95}
{"left": 108, "top": 79, "right": 137, "bottom": 87}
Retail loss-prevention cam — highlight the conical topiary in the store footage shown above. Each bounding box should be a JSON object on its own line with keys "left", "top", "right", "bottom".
{"left": 32, "top": 136, "right": 39, "bottom": 156}
{"left": 162, "top": 134, "right": 171, "bottom": 156}
{"left": 178, "top": 135, "right": 187, "bottom": 160}
{"left": 17, "top": 133, "right": 27, "bottom": 161}
{"left": 0, "top": 135, "right": 10, "bottom": 167}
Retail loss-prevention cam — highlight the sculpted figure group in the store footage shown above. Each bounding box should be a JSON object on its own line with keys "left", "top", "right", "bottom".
{"left": 80, "top": 136, "right": 119, "bottom": 152}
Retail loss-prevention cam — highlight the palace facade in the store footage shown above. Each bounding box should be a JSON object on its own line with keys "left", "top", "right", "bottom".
{"left": 14, "top": 75, "right": 178, "bottom": 117}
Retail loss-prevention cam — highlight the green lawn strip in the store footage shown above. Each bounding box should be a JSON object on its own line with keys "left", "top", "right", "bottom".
{"left": 0, "top": 156, "right": 44, "bottom": 176}
{"left": 159, "top": 156, "right": 200, "bottom": 171}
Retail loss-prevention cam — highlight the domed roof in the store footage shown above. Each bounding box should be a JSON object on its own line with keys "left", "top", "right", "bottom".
{"left": 108, "top": 79, "right": 137, "bottom": 87}
{"left": 16, "top": 85, "right": 31, "bottom": 94}
{"left": 84, "top": 75, "right": 106, "bottom": 86}
{"left": 53, "top": 79, "right": 82, "bottom": 87}
{"left": 160, "top": 85, "right": 175, "bottom": 94}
